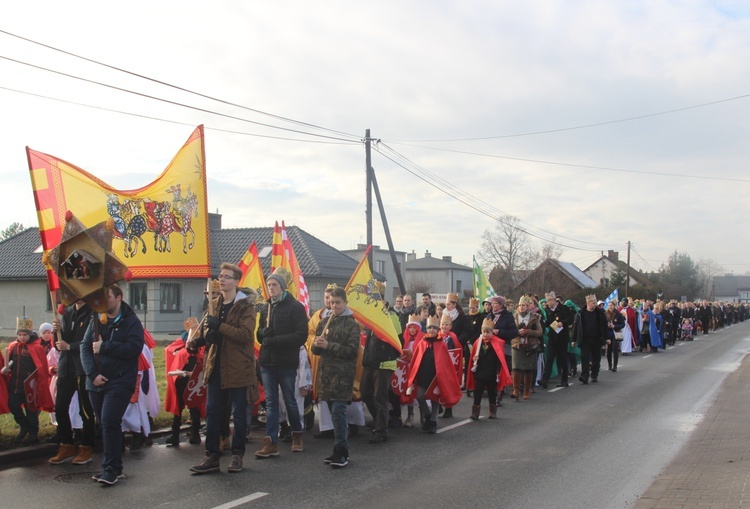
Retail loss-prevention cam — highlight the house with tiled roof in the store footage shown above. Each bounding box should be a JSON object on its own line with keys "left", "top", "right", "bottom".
{"left": 402, "top": 251, "right": 473, "bottom": 297}
{"left": 511, "top": 258, "right": 597, "bottom": 300}
{"left": 583, "top": 250, "right": 650, "bottom": 288}
{"left": 0, "top": 214, "right": 363, "bottom": 334}
{"left": 712, "top": 275, "right": 750, "bottom": 303}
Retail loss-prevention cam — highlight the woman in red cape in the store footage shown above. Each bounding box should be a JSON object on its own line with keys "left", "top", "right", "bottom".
{"left": 465, "top": 318, "right": 512, "bottom": 420}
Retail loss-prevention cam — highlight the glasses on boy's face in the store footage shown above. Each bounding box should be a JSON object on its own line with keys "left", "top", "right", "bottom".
{"left": 218, "top": 274, "right": 235, "bottom": 280}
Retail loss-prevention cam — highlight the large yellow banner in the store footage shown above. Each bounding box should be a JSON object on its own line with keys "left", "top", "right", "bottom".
{"left": 27, "top": 126, "right": 210, "bottom": 284}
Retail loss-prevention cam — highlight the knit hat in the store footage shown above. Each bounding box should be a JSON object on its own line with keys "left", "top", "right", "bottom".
{"left": 267, "top": 272, "right": 287, "bottom": 291}
{"left": 39, "top": 322, "right": 53, "bottom": 334}
{"left": 490, "top": 295, "right": 506, "bottom": 307}
{"left": 17, "top": 317, "right": 33, "bottom": 335}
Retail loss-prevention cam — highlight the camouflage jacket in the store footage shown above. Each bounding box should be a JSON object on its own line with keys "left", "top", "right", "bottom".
{"left": 311, "top": 309, "right": 360, "bottom": 402}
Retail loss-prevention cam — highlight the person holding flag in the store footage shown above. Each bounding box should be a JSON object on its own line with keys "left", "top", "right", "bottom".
{"left": 255, "top": 270, "right": 309, "bottom": 459}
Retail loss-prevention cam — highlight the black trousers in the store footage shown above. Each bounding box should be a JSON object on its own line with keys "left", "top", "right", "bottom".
{"left": 542, "top": 338, "right": 568, "bottom": 384}
{"left": 580, "top": 341, "right": 603, "bottom": 381}
{"left": 56, "top": 374, "right": 96, "bottom": 446}
{"left": 473, "top": 378, "right": 497, "bottom": 406}
{"left": 360, "top": 367, "right": 393, "bottom": 438}
{"left": 606, "top": 341, "right": 620, "bottom": 370}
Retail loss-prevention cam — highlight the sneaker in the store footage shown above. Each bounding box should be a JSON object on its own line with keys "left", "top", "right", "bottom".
{"left": 254, "top": 436, "right": 279, "bottom": 458}
{"left": 227, "top": 454, "right": 243, "bottom": 473}
{"left": 329, "top": 447, "right": 349, "bottom": 468}
{"left": 97, "top": 470, "right": 121, "bottom": 485}
{"left": 441, "top": 408, "right": 453, "bottom": 419}
{"left": 324, "top": 449, "right": 337, "bottom": 464}
{"left": 403, "top": 415, "right": 413, "bottom": 428}
{"left": 91, "top": 471, "right": 125, "bottom": 482}
{"left": 189, "top": 453, "right": 220, "bottom": 474}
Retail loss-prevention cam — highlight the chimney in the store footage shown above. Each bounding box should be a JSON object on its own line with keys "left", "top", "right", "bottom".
{"left": 424, "top": 250, "right": 431, "bottom": 258}
{"left": 608, "top": 250, "right": 618, "bottom": 262}
{"left": 442, "top": 256, "right": 452, "bottom": 262}
{"left": 407, "top": 250, "right": 416, "bottom": 262}
{"left": 357, "top": 243, "right": 368, "bottom": 250}
{"left": 209, "top": 212, "right": 222, "bottom": 231}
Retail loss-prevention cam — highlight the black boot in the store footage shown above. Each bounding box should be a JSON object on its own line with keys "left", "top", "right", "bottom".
{"left": 189, "top": 408, "right": 202, "bottom": 444}
{"left": 166, "top": 416, "right": 181, "bottom": 447}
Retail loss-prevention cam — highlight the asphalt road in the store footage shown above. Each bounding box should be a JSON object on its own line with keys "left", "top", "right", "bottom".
{"left": 3, "top": 323, "right": 749, "bottom": 509}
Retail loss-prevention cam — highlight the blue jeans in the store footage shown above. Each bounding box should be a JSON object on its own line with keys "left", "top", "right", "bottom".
{"left": 205, "top": 367, "right": 248, "bottom": 456}
{"left": 261, "top": 366, "right": 301, "bottom": 443}
{"left": 89, "top": 387, "right": 131, "bottom": 474}
{"left": 327, "top": 400, "right": 349, "bottom": 449}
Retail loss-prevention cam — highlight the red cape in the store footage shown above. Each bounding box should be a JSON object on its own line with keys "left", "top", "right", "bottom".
{"left": 0, "top": 355, "right": 9, "bottom": 414}
{"left": 406, "top": 337, "right": 462, "bottom": 407}
{"left": 164, "top": 338, "right": 206, "bottom": 416}
{"left": 7, "top": 341, "right": 54, "bottom": 412}
{"left": 465, "top": 335, "right": 512, "bottom": 391}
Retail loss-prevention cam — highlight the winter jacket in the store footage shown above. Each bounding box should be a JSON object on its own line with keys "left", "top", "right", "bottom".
{"left": 311, "top": 309, "right": 360, "bottom": 401}
{"left": 361, "top": 328, "right": 401, "bottom": 369}
{"left": 81, "top": 301, "right": 144, "bottom": 393}
{"left": 257, "top": 292, "right": 309, "bottom": 369}
{"left": 57, "top": 303, "right": 93, "bottom": 378}
{"left": 202, "top": 288, "right": 258, "bottom": 389}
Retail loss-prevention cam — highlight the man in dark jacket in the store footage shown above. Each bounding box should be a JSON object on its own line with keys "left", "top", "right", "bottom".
{"left": 190, "top": 263, "right": 258, "bottom": 475}
{"left": 539, "top": 291, "right": 574, "bottom": 389}
{"left": 572, "top": 295, "right": 610, "bottom": 384}
{"left": 49, "top": 300, "right": 95, "bottom": 465}
{"left": 80, "top": 284, "right": 144, "bottom": 486}
{"left": 255, "top": 271, "right": 309, "bottom": 458}
{"left": 360, "top": 324, "right": 401, "bottom": 443}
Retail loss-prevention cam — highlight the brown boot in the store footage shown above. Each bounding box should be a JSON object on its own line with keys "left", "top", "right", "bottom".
{"left": 470, "top": 405, "right": 480, "bottom": 421}
{"left": 49, "top": 443, "right": 78, "bottom": 464}
{"left": 523, "top": 372, "right": 533, "bottom": 400}
{"left": 71, "top": 445, "right": 93, "bottom": 465}
{"left": 254, "top": 436, "right": 279, "bottom": 458}
{"left": 488, "top": 404, "right": 498, "bottom": 419}
{"left": 291, "top": 432, "right": 304, "bottom": 452}
{"left": 511, "top": 371, "right": 522, "bottom": 401}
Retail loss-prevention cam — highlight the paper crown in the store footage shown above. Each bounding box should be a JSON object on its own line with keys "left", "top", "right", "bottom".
{"left": 375, "top": 281, "right": 385, "bottom": 295}
{"left": 47, "top": 212, "right": 130, "bottom": 314}
{"left": 426, "top": 315, "right": 440, "bottom": 329}
{"left": 17, "top": 316, "right": 33, "bottom": 332}
{"left": 469, "top": 297, "right": 479, "bottom": 308}
{"left": 325, "top": 283, "right": 339, "bottom": 291}
{"left": 407, "top": 313, "right": 421, "bottom": 327}
{"left": 482, "top": 317, "right": 494, "bottom": 330}
{"left": 440, "top": 313, "right": 453, "bottom": 326}
{"left": 204, "top": 279, "right": 220, "bottom": 294}
{"left": 447, "top": 292, "right": 459, "bottom": 303}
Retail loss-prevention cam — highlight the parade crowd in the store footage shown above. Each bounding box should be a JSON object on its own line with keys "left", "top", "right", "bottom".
{"left": 1, "top": 261, "right": 747, "bottom": 485}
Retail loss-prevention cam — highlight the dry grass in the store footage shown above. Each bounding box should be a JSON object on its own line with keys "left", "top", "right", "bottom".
{"left": 0, "top": 341, "right": 175, "bottom": 449}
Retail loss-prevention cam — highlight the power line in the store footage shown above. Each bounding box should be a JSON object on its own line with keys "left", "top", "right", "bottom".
{"left": 383, "top": 142, "right": 750, "bottom": 183}
{"left": 0, "top": 86, "right": 361, "bottom": 145}
{"left": 0, "top": 54, "right": 357, "bottom": 143}
{"left": 389, "top": 93, "right": 750, "bottom": 142}
{"left": 373, "top": 145, "right": 603, "bottom": 253}
{"left": 0, "top": 29, "right": 362, "bottom": 141}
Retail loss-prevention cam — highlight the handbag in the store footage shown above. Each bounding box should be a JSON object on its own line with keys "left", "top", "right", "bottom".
{"left": 525, "top": 343, "right": 543, "bottom": 357}
{"left": 614, "top": 330, "right": 624, "bottom": 341}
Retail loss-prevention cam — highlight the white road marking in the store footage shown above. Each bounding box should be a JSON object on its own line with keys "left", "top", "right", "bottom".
{"left": 437, "top": 417, "right": 482, "bottom": 433}
{"left": 642, "top": 354, "right": 653, "bottom": 359}
{"left": 211, "top": 492, "right": 269, "bottom": 509}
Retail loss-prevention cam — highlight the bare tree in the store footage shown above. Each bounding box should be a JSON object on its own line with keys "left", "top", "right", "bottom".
{"left": 478, "top": 215, "right": 530, "bottom": 293}
{"left": 407, "top": 275, "right": 434, "bottom": 296}
{"left": 696, "top": 258, "right": 725, "bottom": 299}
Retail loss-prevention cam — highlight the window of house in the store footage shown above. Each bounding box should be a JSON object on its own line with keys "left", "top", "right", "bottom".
{"left": 130, "top": 283, "right": 148, "bottom": 311}
{"left": 376, "top": 260, "right": 385, "bottom": 274}
{"left": 160, "top": 283, "right": 181, "bottom": 312}
{"left": 456, "top": 280, "right": 462, "bottom": 293}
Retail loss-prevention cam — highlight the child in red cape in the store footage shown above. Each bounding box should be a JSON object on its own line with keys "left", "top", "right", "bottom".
{"left": 398, "top": 314, "right": 424, "bottom": 428}
{"left": 406, "top": 316, "right": 461, "bottom": 434}
{"left": 2, "top": 317, "right": 54, "bottom": 444}
{"left": 466, "top": 318, "right": 512, "bottom": 420}
{"left": 165, "top": 330, "right": 205, "bottom": 446}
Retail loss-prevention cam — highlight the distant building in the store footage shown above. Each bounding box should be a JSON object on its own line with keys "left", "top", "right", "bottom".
{"left": 403, "top": 251, "right": 472, "bottom": 299}
{"left": 0, "top": 214, "right": 363, "bottom": 334}
{"left": 512, "top": 259, "right": 597, "bottom": 300}
{"left": 712, "top": 275, "right": 750, "bottom": 303}
{"left": 583, "top": 250, "right": 650, "bottom": 288}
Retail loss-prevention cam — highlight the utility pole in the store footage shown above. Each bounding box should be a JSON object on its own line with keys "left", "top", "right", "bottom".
{"left": 626, "top": 241, "right": 631, "bottom": 299}
{"left": 370, "top": 168, "right": 407, "bottom": 295}
{"left": 365, "top": 129, "right": 373, "bottom": 270}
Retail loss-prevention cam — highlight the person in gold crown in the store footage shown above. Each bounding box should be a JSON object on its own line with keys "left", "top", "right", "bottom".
{"left": 2, "top": 317, "right": 54, "bottom": 445}
{"left": 466, "top": 318, "right": 512, "bottom": 419}
{"left": 406, "top": 315, "right": 461, "bottom": 434}
{"left": 463, "top": 297, "right": 486, "bottom": 396}
{"left": 437, "top": 313, "right": 460, "bottom": 418}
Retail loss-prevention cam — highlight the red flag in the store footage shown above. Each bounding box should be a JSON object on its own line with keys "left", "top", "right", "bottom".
{"left": 183, "top": 361, "right": 207, "bottom": 411}
{"left": 281, "top": 221, "right": 310, "bottom": 315}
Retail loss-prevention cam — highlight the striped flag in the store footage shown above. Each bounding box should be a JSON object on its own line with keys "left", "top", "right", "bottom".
{"left": 270, "top": 221, "right": 310, "bottom": 316}
{"left": 603, "top": 288, "right": 619, "bottom": 310}
{"left": 237, "top": 241, "right": 268, "bottom": 356}
{"left": 281, "top": 221, "right": 310, "bottom": 315}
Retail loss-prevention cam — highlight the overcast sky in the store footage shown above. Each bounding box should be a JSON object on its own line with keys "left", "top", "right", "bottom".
{"left": 2, "top": 1, "right": 749, "bottom": 290}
